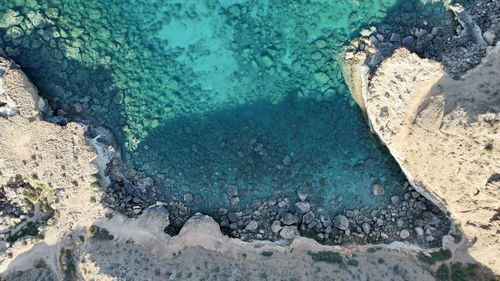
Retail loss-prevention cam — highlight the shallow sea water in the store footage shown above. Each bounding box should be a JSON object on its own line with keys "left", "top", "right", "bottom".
{"left": 0, "top": 1, "right": 449, "bottom": 217}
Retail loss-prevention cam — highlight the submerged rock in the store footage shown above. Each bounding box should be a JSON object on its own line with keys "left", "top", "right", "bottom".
{"left": 371, "top": 184, "right": 384, "bottom": 196}
{"left": 295, "top": 202, "right": 310, "bottom": 214}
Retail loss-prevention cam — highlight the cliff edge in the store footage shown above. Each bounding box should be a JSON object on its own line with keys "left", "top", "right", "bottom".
{"left": 350, "top": 45, "right": 499, "bottom": 273}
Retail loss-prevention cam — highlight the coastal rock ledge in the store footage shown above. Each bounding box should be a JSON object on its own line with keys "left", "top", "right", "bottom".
{"left": 346, "top": 45, "right": 500, "bottom": 273}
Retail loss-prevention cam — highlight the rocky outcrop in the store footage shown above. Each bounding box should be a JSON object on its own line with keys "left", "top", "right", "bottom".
{"left": 351, "top": 45, "right": 500, "bottom": 273}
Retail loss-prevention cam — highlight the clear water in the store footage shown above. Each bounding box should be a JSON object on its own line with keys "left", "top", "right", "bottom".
{"left": 0, "top": 0, "right": 448, "bottom": 216}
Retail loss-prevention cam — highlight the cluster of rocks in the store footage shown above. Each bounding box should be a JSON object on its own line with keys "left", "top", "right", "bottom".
{"left": 217, "top": 181, "right": 449, "bottom": 247}
{"left": 101, "top": 165, "right": 450, "bottom": 248}
{"left": 348, "top": 1, "right": 499, "bottom": 76}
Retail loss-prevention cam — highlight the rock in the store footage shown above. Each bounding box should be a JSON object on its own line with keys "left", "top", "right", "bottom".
{"left": 279, "top": 226, "right": 296, "bottom": 240}
{"left": 421, "top": 211, "right": 440, "bottom": 225}
{"left": 402, "top": 36, "right": 414, "bottom": 46}
{"left": 315, "top": 39, "right": 327, "bottom": 48}
{"left": 295, "top": 202, "right": 310, "bottom": 214}
{"left": 372, "top": 184, "right": 384, "bottom": 196}
{"left": 311, "top": 52, "right": 323, "bottom": 60}
{"left": 302, "top": 211, "right": 315, "bottom": 224}
{"left": 296, "top": 186, "right": 310, "bottom": 201}
{"left": 425, "top": 235, "right": 435, "bottom": 242}
{"left": 483, "top": 31, "right": 495, "bottom": 46}
{"left": 261, "top": 56, "right": 273, "bottom": 68}
{"left": 417, "top": 201, "right": 427, "bottom": 210}
{"left": 271, "top": 220, "right": 282, "bottom": 233}
{"left": 136, "top": 177, "right": 154, "bottom": 194}
{"left": 313, "top": 72, "right": 329, "bottom": 85}
{"left": 400, "top": 229, "right": 410, "bottom": 239}
{"left": 389, "top": 33, "right": 401, "bottom": 42}
{"left": 0, "top": 10, "right": 23, "bottom": 28}
{"left": 380, "top": 232, "right": 389, "bottom": 239}
{"left": 391, "top": 196, "right": 400, "bottom": 205}
{"left": 230, "top": 196, "right": 240, "bottom": 205}
{"left": 362, "top": 222, "right": 371, "bottom": 234}
{"left": 45, "top": 8, "right": 59, "bottom": 19}
{"left": 281, "top": 213, "right": 298, "bottom": 225}
{"left": 376, "top": 218, "right": 384, "bottom": 226}
{"left": 226, "top": 185, "right": 238, "bottom": 196}
{"left": 334, "top": 215, "right": 349, "bottom": 231}
{"left": 143, "top": 204, "right": 169, "bottom": 216}
{"left": 227, "top": 212, "right": 239, "bottom": 223}
{"left": 282, "top": 155, "right": 291, "bottom": 166}
{"left": 245, "top": 220, "right": 258, "bottom": 232}
{"left": 133, "top": 206, "right": 142, "bottom": 215}
{"left": 396, "top": 219, "right": 404, "bottom": 228}
{"left": 278, "top": 199, "right": 289, "bottom": 208}
{"left": 183, "top": 193, "right": 193, "bottom": 203}
{"left": 414, "top": 227, "right": 424, "bottom": 236}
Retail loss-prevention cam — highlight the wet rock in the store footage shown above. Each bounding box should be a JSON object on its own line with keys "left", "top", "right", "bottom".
{"left": 245, "top": 220, "right": 258, "bottom": 232}
{"left": 483, "top": 31, "right": 496, "bottom": 46}
{"left": 402, "top": 35, "right": 415, "bottom": 46}
{"left": 380, "top": 232, "right": 389, "bottom": 239}
{"left": 421, "top": 211, "right": 440, "bottom": 225}
{"left": 399, "top": 229, "right": 410, "bottom": 239}
{"left": 271, "top": 220, "right": 282, "bottom": 233}
{"left": 391, "top": 196, "right": 400, "bottom": 205}
{"left": 362, "top": 222, "right": 371, "bottom": 234}
{"left": 302, "top": 211, "right": 315, "bottom": 224}
{"left": 281, "top": 213, "right": 298, "bottom": 225}
{"left": 227, "top": 212, "right": 239, "bottom": 223}
{"left": 389, "top": 33, "right": 401, "bottom": 42}
{"left": 45, "top": 8, "right": 59, "bottom": 19}
{"left": 334, "top": 215, "right": 349, "bottom": 231}
{"left": 414, "top": 227, "right": 424, "bottom": 236}
{"left": 142, "top": 204, "right": 169, "bottom": 216}
{"left": 230, "top": 196, "right": 240, "bottom": 205}
{"left": 372, "top": 184, "right": 384, "bottom": 196}
{"left": 282, "top": 155, "right": 291, "bottom": 166}
{"left": 396, "top": 219, "right": 404, "bottom": 228}
{"left": 279, "top": 226, "right": 296, "bottom": 240}
{"left": 136, "top": 177, "right": 154, "bottom": 194}
{"left": 313, "top": 72, "right": 329, "bottom": 85}
{"left": 295, "top": 202, "right": 310, "bottom": 214}
{"left": 226, "top": 185, "right": 238, "bottom": 196}
{"left": 183, "top": 193, "right": 193, "bottom": 203}
{"left": 296, "top": 186, "right": 310, "bottom": 201}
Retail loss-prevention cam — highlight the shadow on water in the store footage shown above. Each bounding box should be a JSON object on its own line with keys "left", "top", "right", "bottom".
{"left": 1, "top": 1, "right": 499, "bottom": 279}
{"left": 0, "top": 0, "right": 455, "bottom": 241}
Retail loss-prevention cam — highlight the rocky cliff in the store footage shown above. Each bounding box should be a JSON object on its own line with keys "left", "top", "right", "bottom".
{"left": 347, "top": 45, "right": 499, "bottom": 273}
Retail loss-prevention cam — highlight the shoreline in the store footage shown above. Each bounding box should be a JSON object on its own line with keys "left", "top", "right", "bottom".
{"left": 1, "top": 1, "right": 499, "bottom": 280}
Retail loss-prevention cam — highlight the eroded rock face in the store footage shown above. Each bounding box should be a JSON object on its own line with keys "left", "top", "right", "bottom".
{"left": 362, "top": 46, "right": 500, "bottom": 273}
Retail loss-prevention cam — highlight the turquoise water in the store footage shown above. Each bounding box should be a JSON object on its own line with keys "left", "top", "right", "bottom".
{"left": 0, "top": 1, "right": 448, "bottom": 216}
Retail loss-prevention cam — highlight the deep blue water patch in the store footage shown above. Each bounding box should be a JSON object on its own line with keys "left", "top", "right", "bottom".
{"left": 0, "top": 0, "right": 449, "bottom": 217}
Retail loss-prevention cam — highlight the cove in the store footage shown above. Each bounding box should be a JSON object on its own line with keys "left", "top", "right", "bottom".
{"left": 0, "top": 1, "right": 449, "bottom": 225}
